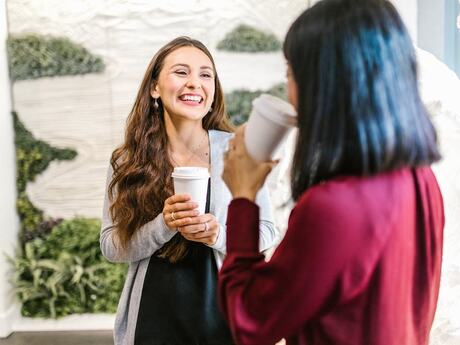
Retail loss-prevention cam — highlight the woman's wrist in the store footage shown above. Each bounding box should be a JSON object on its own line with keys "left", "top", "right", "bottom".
{"left": 231, "top": 190, "right": 257, "bottom": 202}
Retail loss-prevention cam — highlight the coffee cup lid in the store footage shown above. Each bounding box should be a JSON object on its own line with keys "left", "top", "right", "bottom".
{"left": 171, "top": 167, "right": 210, "bottom": 179}
{"left": 252, "top": 94, "right": 297, "bottom": 127}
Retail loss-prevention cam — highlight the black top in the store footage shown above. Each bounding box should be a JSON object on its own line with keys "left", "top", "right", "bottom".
{"left": 134, "top": 180, "right": 234, "bottom": 345}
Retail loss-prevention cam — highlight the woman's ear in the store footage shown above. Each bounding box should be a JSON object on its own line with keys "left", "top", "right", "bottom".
{"left": 150, "top": 83, "right": 160, "bottom": 99}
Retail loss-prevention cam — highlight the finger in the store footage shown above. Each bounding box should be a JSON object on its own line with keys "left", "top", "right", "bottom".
{"left": 238, "top": 124, "right": 246, "bottom": 138}
{"left": 166, "top": 194, "right": 191, "bottom": 205}
{"left": 233, "top": 128, "right": 248, "bottom": 155}
{"left": 180, "top": 230, "right": 202, "bottom": 240}
{"left": 178, "top": 223, "right": 206, "bottom": 234}
{"left": 168, "top": 201, "right": 199, "bottom": 213}
{"left": 256, "top": 162, "right": 276, "bottom": 181}
{"left": 180, "top": 233, "right": 195, "bottom": 241}
{"left": 269, "top": 160, "right": 280, "bottom": 169}
{"left": 170, "top": 216, "right": 198, "bottom": 228}
{"left": 178, "top": 216, "right": 217, "bottom": 233}
{"left": 172, "top": 209, "right": 200, "bottom": 220}
{"left": 265, "top": 160, "right": 279, "bottom": 171}
{"left": 179, "top": 223, "right": 209, "bottom": 234}
{"left": 183, "top": 230, "right": 213, "bottom": 241}
{"left": 192, "top": 227, "right": 217, "bottom": 239}
{"left": 187, "top": 214, "right": 214, "bottom": 225}
{"left": 235, "top": 125, "right": 245, "bottom": 142}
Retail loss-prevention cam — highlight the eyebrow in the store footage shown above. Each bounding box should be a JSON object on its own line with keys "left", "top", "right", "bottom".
{"left": 170, "top": 63, "right": 213, "bottom": 71}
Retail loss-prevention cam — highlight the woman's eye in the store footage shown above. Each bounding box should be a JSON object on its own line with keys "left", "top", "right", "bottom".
{"left": 175, "top": 70, "right": 187, "bottom": 76}
{"left": 201, "top": 73, "right": 212, "bottom": 78}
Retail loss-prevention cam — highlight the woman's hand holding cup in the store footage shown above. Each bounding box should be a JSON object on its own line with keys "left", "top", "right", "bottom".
{"left": 162, "top": 194, "right": 200, "bottom": 230}
{"left": 163, "top": 194, "right": 219, "bottom": 246}
{"left": 177, "top": 213, "right": 219, "bottom": 246}
{"left": 222, "top": 125, "right": 278, "bottom": 202}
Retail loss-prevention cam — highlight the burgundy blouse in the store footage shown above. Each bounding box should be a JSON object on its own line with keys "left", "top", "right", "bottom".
{"left": 219, "top": 167, "right": 444, "bottom": 345}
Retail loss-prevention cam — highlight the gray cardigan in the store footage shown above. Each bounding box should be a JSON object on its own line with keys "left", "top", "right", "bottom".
{"left": 100, "top": 129, "right": 278, "bottom": 345}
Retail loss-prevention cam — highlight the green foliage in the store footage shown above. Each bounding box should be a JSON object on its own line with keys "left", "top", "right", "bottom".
{"left": 16, "top": 192, "right": 44, "bottom": 234}
{"left": 21, "top": 217, "right": 63, "bottom": 244}
{"left": 12, "top": 111, "right": 126, "bottom": 318}
{"left": 217, "top": 24, "right": 282, "bottom": 52}
{"left": 13, "top": 111, "right": 76, "bottom": 233}
{"left": 40, "top": 218, "right": 102, "bottom": 259}
{"left": 7, "top": 34, "right": 105, "bottom": 81}
{"left": 225, "top": 83, "right": 287, "bottom": 125}
{"left": 11, "top": 218, "right": 127, "bottom": 318}
{"left": 14, "top": 111, "right": 77, "bottom": 193}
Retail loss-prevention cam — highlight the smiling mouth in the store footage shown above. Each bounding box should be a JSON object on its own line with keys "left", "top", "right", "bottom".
{"left": 179, "top": 95, "right": 204, "bottom": 104}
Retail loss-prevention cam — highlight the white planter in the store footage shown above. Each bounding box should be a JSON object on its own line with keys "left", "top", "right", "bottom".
{"left": 0, "top": 302, "right": 114, "bottom": 338}
{"left": 13, "top": 313, "right": 115, "bottom": 332}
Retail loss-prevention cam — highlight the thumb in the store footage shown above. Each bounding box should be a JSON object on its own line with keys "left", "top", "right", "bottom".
{"left": 260, "top": 160, "right": 278, "bottom": 177}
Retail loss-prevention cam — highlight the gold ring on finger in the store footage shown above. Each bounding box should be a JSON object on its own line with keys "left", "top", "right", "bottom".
{"left": 171, "top": 212, "right": 176, "bottom": 221}
{"left": 204, "top": 222, "right": 209, "bottom": 231}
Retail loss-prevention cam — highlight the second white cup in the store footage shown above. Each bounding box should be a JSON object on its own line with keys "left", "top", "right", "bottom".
{"left": 244, "top": 94, "right": 297, "bottom": 162}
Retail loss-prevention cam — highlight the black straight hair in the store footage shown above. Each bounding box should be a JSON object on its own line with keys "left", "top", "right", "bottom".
{"left": 284, "top": 0, "right": 441, "bottom": 201}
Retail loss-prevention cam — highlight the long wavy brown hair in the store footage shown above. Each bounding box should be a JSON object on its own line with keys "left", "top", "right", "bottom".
{"left": 109, "top": 37, "right": 232, "bottom": 263}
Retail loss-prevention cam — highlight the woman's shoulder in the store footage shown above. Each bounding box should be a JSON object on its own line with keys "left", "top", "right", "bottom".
{"left": 294, "top": 169, "right": 415, "bottom": 225}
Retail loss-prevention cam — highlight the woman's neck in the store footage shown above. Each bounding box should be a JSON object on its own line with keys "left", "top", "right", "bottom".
{"left": 165, "top": 114, "right": 209, "bottom": 167}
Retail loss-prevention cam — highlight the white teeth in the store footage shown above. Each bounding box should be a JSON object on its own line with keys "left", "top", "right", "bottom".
{"left": 181, "top": 95, "right": 202, "bottom": 102}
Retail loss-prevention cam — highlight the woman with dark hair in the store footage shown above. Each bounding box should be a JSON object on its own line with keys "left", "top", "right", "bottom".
{"left": 219, "top": 1, "right": 444, "bottom": 344}
{"left": 100, "top": 37, "right": 277, "bottom": 345}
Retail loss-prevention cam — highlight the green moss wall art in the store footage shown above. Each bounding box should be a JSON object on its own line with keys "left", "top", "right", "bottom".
{"left": 217, "top": 24, "right": 282, "bottom": 52}
{"left": 9, "top": 35, "right": 126, "bottom": 319}
{"left": 7, "top": 34, "right": 105, "bottom": 81}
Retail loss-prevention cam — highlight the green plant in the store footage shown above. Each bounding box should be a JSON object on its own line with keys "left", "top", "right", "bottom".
{"left": 217, "top": 24, "right": 282, "bottom": 52}
{"left": 11, "top": 218, "right": 127, "bottom": 318}
{"left": 7, "top": 34, "right": 105, "bottom": 81}
{"left": 225, "top": 83, "right": 287, "bottom": 125}
{"left": 14, "top": 111, "right": 77, "bottom": 193}
{"left": 13, "top": 111, "right": 76, "bottom": 233}
{"left": 16, "top": 192, "right": 44, "bottom": 234}
{"left": 21, "top": 217, "right": 63, "bottom": 243}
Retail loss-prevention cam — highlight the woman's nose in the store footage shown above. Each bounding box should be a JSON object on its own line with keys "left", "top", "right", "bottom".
{"left": 185, "top": 74, "right": 201, "bottom": 89}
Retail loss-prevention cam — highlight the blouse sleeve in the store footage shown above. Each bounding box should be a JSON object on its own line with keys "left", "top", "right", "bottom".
{"left": 99, "top": 164, "right": 176, "bottom": 263}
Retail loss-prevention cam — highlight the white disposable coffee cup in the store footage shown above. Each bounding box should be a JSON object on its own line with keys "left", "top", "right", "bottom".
{"left": 244, "top": 94, "right": 297, "bottom": 162}
{"left": 171, "top": 167, "right": 210, "bottom": 215}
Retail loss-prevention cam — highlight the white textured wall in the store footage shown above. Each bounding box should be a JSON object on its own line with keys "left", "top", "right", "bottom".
{"left": 0, "top": 0, "right": 19, "bottom": 338}
{"left": 390, "top": 0, "right": 418, "bottom": 40}
{"left": 417, "top": 0, "right": 445, "bottom": 62}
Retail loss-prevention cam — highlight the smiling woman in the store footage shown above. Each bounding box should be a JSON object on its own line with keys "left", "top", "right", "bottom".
{"left": 151, "top": 47, "right": 215, "bottom": 123}
{"left": 99, "top": 37, "right": 279, "bottom": 345}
